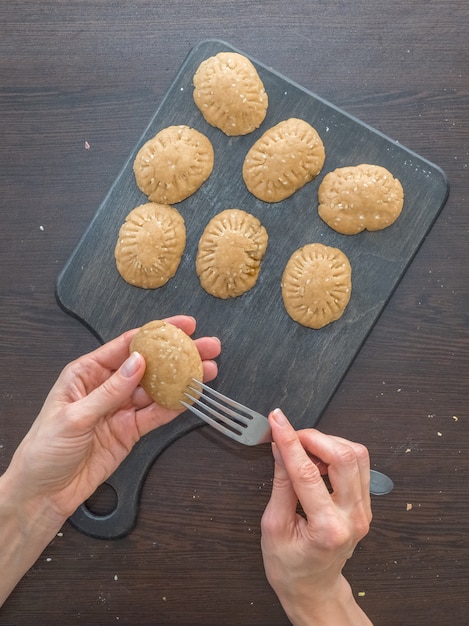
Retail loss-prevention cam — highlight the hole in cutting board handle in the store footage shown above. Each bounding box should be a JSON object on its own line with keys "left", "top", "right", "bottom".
{"left": 85, "top": 482, "right": 118, "bottom": 516}
{"left": 67, "top": 414, "right": 203, "bottom": 539}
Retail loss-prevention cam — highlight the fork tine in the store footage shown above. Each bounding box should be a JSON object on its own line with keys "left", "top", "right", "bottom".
{"left": 181, "top": 380, "right": 272, "bottom": 446}
{"left": 187, "top": 384, "right": 252, "bottom": 427}
{"left": 180, "top": 398, "right": 245, "bottom": 443}
{"left": 183, "top": 390, "right": 247, "bottom": 434}
{"left": 190, "top": 379, "right": 262, "bottom": 420}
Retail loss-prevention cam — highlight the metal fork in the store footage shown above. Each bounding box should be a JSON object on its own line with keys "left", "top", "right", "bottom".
{"left": 181, "top": 380, "right": 394, "bottom": 496}
{"left": 181, "top": 379, "right": 272, "bottom": 446}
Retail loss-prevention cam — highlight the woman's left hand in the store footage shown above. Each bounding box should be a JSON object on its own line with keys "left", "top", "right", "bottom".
{"left": 5, "top": 315, "right": 220, "bottom": 526}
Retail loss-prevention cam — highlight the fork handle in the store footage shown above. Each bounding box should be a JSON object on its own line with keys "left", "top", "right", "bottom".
{"left": 68, "top": 415, "right": 201, "bottom": 539}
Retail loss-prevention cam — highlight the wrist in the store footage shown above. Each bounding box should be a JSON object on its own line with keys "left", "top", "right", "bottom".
{"left": 0, "top": 463, "right": 66, "bottom": 538}
{"left": 0, "top": 469, "right": 66, "bottom": 607}
{"left": 277, "top": 575, "right": 372, "bottom": 626}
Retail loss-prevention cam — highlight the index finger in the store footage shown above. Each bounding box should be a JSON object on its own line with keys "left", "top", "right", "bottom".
{"left": 83, "top": 315, "right": 199, "bottom": 373}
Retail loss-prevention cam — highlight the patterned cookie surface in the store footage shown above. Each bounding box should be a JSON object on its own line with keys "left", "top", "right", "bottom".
{"left": 193, "top": 52, "right": 268, "bottom": 136}
{"left": 281, "top": 243, "right": 352, "bottom": 329}
{"left": 130, "top": 320, "right": 203, "bottom": 410}
{"left": 114, "top": 203, "right": 186, "bottom": 289}
{"left": 243, "top": 118, "right": 325, "bottom": 202}
{"left": 133, "top": 125, "right": 214, "bottom": 204}
{"left": 318, "top": 164, "right": 404, "bottom": 235}
{"left": 196, "top": 208, "right": 268, "bottom": 299}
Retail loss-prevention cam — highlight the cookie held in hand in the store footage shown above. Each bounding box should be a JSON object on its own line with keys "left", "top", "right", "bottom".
{"left": 130, "top": 320, "right": 203, "bottom": 410}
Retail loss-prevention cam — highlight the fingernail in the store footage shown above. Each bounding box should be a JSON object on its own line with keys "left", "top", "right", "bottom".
{"left": 271, "top": 442, "right": 285, "bottom": 467}
{"left": 271, "top": 408, "right": 288, "bottom": 427}
{"left": 120, "top": 352, "right": 142, "bottom": 378}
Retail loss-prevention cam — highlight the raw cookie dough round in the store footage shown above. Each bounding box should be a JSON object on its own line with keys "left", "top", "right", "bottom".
{"left": 130, "top": 320, "right": 203, "bottom": 410}
{"left": 318, "top": 164, "right": 404, "bottom": 235}
{"left": 133, "top": 125, "right": 214, "bottom": 204}
{"left": 281, "top": 243, "right": 352, "bottom": 329}
{"left": 243, "top": 118, "right": 325, "bottom": 202}
{"left": 193, "top": 51, "right": 268, "bottom": 136}
{"left": 196, "top": 208, "right": 268, "bottom": 299}
{"left": 114, "top": 202, "right": 186, "bottom": 289}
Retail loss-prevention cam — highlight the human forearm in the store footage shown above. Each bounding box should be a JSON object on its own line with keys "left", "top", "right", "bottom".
{"left": 275, "top": 575, "right": 373, "bottom": 626}
{"left": 0, "top": 469, "right": 65, "bottom": 607}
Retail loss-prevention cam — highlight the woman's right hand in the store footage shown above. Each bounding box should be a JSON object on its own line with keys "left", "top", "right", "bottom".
{"left": 260, "top": 409, "right": 373, "bottom": 626}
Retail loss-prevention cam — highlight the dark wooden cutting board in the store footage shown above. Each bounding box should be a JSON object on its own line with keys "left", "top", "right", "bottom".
{"left": 56, "top": 39, "right": 449, "bottom": 538}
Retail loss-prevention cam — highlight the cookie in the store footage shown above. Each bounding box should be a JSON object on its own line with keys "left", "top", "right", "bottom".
{"left": 133, "top": 125, "right": 214, "bottom": 204}
{"left": 318, "top": 164, "right": 404, "bottom": 235}
{"left": 281, "top": 243, "right": 352, "bottom": 329}
{"left": 130, "top": 320, "right": 203, "bottom": 410}
{"left": 243, "top": 118, "right": 325, "bottom": 202}
{"left": 196, "top": 208, "right": 268, "bottom": 299}
{"left": 114, "top": 202, "right": 186, "bottom": 289}
{"left": 193, "top": 52, "right": 268, "bottom": 136}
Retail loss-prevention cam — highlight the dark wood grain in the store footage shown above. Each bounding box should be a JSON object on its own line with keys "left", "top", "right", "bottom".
{"left": 1, "top": 1, "right": 468, "bottom": 624}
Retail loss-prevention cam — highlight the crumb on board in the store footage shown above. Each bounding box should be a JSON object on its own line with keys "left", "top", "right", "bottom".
{"left": 406, "top": 503, "right": 413, "bottom": 511}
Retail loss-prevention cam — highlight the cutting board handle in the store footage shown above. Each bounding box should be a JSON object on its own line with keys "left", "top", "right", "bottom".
{"left": 68, "top": 416, "right": 201, "bottom": 539}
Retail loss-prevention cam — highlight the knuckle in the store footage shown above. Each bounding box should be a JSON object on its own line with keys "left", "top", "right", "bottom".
{"left": 311, "top": 503, "right": 371, "bottom": 553}
{"left": 318, "top": 518, "right": 367, "bottom": 554}
{"left": 99, "top": 375, "right": 121, "bottom": 400}
{"left": 318, "top": 518, "right": 351, "bottom": 551}
{"left": 335, "top": 445, "right": 357, "bottom": 468}
{"left": 348, "top": 500, "right": 372, "bottom": 540}
{"left": 334, "top": 441, "right": 369, "bottom": 470}
{"left": 260, "top": 506, "right": 281, "bottom": 536}
{"left": 353, "top": 441, "right": 370, "bottom": 464}
{"left": 260, "top": 509, "right": 274, "bottom": 533}
{"left": 59, "top": 359, "right": 79, "bottom": 382}
{"left": 354, "top": 511, "right": 371, "bottom": 540}
{"left": 295, "top": 459, "right": 323, "bottom": 486}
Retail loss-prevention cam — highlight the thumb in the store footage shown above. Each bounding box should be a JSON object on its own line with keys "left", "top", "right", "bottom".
{"left": 75, "top": 351, "right": 145, "bottom": 428}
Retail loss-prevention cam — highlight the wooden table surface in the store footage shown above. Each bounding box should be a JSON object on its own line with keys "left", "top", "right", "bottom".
{"left": 1, "top": 2, "right": 467, "bottom": 624}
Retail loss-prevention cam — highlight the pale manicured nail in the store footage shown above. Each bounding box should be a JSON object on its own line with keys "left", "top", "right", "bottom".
{"left": 120, "top": 352, "right": 141, "bottom": 378}
{"left": 272, "top": 408, "right": 288, "bottom": 427}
